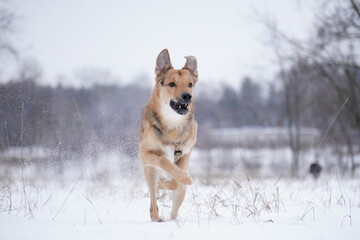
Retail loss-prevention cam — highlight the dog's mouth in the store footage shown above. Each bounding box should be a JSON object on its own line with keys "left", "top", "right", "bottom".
{"left": 170, "top": 100, "right": 189, "bottom": 115}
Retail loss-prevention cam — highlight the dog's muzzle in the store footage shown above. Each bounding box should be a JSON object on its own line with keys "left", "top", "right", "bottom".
{"left": 170, "top": 93, "right": 192, "bottom": 115}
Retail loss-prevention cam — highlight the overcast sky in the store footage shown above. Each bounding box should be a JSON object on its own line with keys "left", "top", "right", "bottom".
{"left": 4, "top": 0, "right": 315, "bottom": 88}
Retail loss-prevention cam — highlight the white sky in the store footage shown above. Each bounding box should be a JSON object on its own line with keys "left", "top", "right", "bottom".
{"left": 4, "top": 0, "right": 315, "bottom": 88}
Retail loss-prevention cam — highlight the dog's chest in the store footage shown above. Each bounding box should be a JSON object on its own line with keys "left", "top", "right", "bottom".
{"left": 161, "top": 144, "right": 191, "bottom": 163}
{"left": 162, "top": 145, "right": 176, "bottom": 163}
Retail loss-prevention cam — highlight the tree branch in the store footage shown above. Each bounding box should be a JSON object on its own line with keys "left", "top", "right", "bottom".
{"left": 350, "top": 0, "right": 360, "bottom": 19}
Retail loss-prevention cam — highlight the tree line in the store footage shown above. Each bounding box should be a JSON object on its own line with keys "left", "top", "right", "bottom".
{"left": 0, "top": 60, "right": 359, "bottom": 176}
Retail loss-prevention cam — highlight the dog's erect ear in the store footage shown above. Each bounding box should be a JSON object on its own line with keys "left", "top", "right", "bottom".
{"left": 183, "top": 56, "right": 198, "bottom": 78}
{"left": 155, "top": 49, "right": 173, "bottom": 77}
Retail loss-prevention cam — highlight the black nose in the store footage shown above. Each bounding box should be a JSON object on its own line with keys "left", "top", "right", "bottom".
{"left": 181, "top": 93, "right": 192, "bottom": 103}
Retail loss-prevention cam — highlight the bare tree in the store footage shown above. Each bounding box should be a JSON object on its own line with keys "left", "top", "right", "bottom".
{"left": 0, "top": 4, "right": 17, "bottom": 56}
{"left": 262, "top": 19, "right": 309, "bottom": 177}
{"left": 310, "top": 0, "right": 360, "bottom": 176}
{"left": 261, "top": 0, "right": 360, "bottom": 176}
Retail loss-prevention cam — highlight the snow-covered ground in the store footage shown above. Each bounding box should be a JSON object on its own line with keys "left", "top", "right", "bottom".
{"left": 1, "top": 166, "right": 360, "bottom": 240}
{"left": 0, "top": 146, "right": 359, "bottom": 239}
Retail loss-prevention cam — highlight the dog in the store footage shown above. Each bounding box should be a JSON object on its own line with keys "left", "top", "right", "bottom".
{"left": 139, "top": 49, "right": 198, "bottom": 222}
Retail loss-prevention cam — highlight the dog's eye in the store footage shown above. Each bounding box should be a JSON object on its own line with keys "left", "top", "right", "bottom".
{"left": 188, "top": 83, "right": 193, "bottom": 88}
{"left": 168, "top": 82, "right": 176, "bottom": 87}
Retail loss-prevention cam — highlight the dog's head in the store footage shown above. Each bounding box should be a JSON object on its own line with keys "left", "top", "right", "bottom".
{"left": 154, "top": 49, "right": 198, "bottom": 116}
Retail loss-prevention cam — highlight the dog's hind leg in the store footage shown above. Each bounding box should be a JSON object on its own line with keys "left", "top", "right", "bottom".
{"left": 144, "top": 166, "right": 163, "bottom": 222}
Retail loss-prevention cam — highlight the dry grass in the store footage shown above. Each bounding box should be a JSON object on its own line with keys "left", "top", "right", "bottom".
{"left": 1, "top": 161, "right": 360, "bottom": 229}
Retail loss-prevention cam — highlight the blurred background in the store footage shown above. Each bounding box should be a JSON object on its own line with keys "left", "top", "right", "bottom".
{"left": 0, "top": 0, "right": 359, "bottom": 180}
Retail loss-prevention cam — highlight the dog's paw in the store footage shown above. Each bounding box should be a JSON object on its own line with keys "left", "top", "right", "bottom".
{"left": 157, "top": 217, "right": 165, "bottom": 222}
{"left": 158, "top": 178, "right": 169, "bottom": 189}
{"left": 173, "top": 170, "right": 193, "bottom": 185}
{"left": 151, "top": 216, "right": 164, "bottom": 222}
{"left": 158, "top": 178, "right": 178, "bottom": 190}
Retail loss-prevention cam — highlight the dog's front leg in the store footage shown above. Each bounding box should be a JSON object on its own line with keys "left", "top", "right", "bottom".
{"left": 158, "top": 151, "right": 193, "bottom": 190}
{"left": 158, "top": 178, "right": 179, "bottom": 190}
{"left": 144, "top": 166, "right": 163, "bottom": 222}
{"left": 171, "top": 153, "right": 192, "bottom": 220}
{"left": 141, "top": 150, "right": 192, "bottom": 185}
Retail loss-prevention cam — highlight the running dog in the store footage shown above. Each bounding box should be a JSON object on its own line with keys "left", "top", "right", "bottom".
{"left": 139, "top": 49, "right": 198, "bottom": 222}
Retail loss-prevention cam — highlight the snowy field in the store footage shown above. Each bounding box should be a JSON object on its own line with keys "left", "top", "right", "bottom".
{"left": 1, "top": 148, "right": 360, "bottom": 240}
{"left": 1, "top": 174, "right": 360, "bottom": 239}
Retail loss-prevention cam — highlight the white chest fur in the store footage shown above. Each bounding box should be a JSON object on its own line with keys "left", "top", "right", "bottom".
{"left": 162, "top": 144, "right": 175, "bottom": 163}
{"left": 160, "top": 101, "right": 187, "bottom": 129}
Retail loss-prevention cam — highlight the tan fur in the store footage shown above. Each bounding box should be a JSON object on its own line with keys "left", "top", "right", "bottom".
{"left": 139, "top": 49, "right": 198, "bottom": 222}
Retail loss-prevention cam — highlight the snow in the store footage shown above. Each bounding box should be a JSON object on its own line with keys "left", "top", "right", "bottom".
{"left": 1, "top": 169, "right": 360, "bottom": 240}
{"left": 0, "top": 147, "right": 359, "bottom": 239}
{"left": 191, "top": 146, "right": 360, "bottom": 178}
{"left": 210, "top": 127, "right": 320, "bottom": 148}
